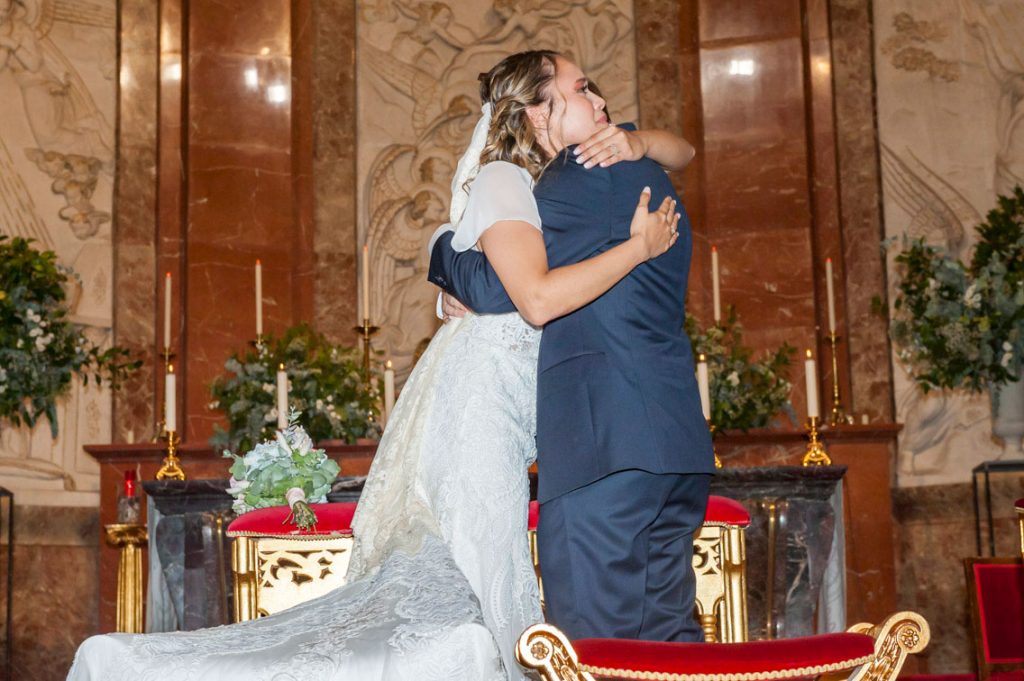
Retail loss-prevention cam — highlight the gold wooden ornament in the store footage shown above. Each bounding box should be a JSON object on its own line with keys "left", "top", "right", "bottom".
{"left": 104, "top": 523, "right": 148, "bottom": 633}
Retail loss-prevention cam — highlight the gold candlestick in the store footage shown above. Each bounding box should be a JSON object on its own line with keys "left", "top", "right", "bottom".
{"left": 708, "top": 420, "right": 723, "bottom": 469}
{"left": 802, "top": 416, "right": 832, "bottom": 466}
{"left": 156, "top": 430, "right": 186, "bottom": 480}
{"left": 827, "top": 332, "right": 853, "bottom": 427}
{"left": 352, "top": 318, "right": 380, "bottom": 381}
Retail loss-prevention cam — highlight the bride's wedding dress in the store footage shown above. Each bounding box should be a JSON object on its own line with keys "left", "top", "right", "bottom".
{"left": 67, "top": 310, "right": 544, "bottom": 681}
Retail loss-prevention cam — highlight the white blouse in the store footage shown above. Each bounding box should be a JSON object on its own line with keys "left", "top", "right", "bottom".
{"left": 428, "top": 161, "right": 542, "bottom": 254}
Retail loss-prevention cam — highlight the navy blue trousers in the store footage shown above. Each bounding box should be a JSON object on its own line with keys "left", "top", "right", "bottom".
{"left": 537, "top": 470, "right": 711, "bottom": 641}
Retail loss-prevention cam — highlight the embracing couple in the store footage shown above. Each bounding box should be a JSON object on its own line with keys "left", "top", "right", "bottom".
{"left": 69, "top": 50, "right": 714, "bottom": 681}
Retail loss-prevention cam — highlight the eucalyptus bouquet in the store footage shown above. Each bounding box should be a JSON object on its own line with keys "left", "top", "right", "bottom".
{"left": 889, "top": 186, "right": 1024, "bottom": 392}
{"left": 209, "top": 323, "right": 381, "bottom": 453}
{"left": 686, "top": 310, "right": 796, "bottom": 431}
{"left": 0, "top": 236, "right": 138, "bottom": 437}
{"left": 224, "top": 417, "right": 340, "bottom": 530}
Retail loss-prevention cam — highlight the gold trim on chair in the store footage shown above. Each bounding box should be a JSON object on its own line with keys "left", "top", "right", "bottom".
{"left": 516, "top": 612, "right": 930, "bottom": 681}
{"left": 693, "top": 521, "right": 748, "bottom": 643}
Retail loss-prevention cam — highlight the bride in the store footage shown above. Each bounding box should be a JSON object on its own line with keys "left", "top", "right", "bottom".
{"left": 67, "top": 50, "right": 687, "bottom": 681}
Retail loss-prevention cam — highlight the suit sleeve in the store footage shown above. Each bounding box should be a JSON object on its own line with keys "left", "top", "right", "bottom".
{"left": 427, "top": 231, "right": 517, "bottom": 314}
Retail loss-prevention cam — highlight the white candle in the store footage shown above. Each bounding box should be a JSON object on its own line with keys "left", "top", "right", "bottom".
{"left": 163, "top": 272, "right": 172, "bottom": 350}
{"left": 825, "top": 257, "right": 837, "bottom": 334}
{"left": 697, "top": 354, "right": 711, "bottom": 420}
{"left": 361, "top": 244, "right": 371, "bottom": 323}
{"left": 255, "top": 259, "right": 263, "bottom": 337}
{"left": 276, "top": 363, "right": 288, "bottom": 430}
{"left": 165, "top": 364, "right": 176, "bottom": 433}
{"left": 384, "top": 359, "right": 395, "bottom": 423}
{"left": 711, "top": 246, "right": 721, "bottom": 323}
{"left": 805, "top": 349, "right": 819, "bottom": 419}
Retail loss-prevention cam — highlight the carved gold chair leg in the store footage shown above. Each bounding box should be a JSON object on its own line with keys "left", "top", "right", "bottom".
{"left": 232, "top": 535, "right": 258, "bottom": 622}
{"left": 846, "top": 611, "right": 931, "bottom": 681}
{"left": 516, "top": 623, "right": 595, "bottom": 681}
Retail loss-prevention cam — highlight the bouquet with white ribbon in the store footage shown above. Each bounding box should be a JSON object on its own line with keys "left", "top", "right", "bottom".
{"left": 224, "top": 414, "right": 339, "bottom": 530}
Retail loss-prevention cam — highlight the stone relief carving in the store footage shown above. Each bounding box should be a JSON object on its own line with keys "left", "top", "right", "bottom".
{"left": 357, "top": 0, "right": 638, "bottom": 383}
{"left": 876, "top": 0, "right": 1024, "bottom": 485}
{"left": 0, "top": 0, "right": 115, "bottom": 504}
{"left": 880, "top": 12, "right": 960, "bottom": 82}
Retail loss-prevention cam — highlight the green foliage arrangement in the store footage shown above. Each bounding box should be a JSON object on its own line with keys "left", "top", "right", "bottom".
{"left": 209, "top": 323, "right": 381, "bottom": 453}
{"left": 0, "top": 236, "right": 138, "bottom": 436}
{"left": 685, "top": 309, "right": 796, "bottom": 431}
{"left": 224, "top": 418, "right": 340, "bottom": 529}
{"left": 890, "top": 186, "right": 1024, "bottom": 392}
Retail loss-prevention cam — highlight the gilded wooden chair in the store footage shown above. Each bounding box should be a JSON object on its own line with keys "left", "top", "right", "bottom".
{"left": 526, "top": 495, "right": 749, "bottom": 643}
{"left": 227, "top": 502, "right": 357, "bottom": 621}
{"left": 516, "top": 611, "right": 930, "bottom": 681}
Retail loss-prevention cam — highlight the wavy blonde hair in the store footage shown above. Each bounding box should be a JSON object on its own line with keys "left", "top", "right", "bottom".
{"left": 477, "top": 50, "right": 560, "bottom": 181}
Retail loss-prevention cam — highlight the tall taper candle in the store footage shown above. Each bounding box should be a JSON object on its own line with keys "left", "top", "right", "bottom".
{"left": 384, "top": 359, "right": 395, "bottom": 422}
{"left": 163, "top": 272, "right": 172, "bottom": 350}
{"left": 255, "top": 259, "right": 263, "bottom": 337}
{"left": 825, "top": 257, "right": 837, "bottom": 333}
{"left": 697, "top": 354, "right": 711, "bottom": 420}
{"left": 804, "top": 349, "right": 819, "bottom": 419}
{"left": 276, "top": 364, "right": 288, "bottom": 430}
{"left": 711, "top": 246, "right": 721, "bottom": 323}
{"left": 361, "top": 244, "right": 370, "bottom": 322}
{"left": 165, "top": 364, "right": 176, "bottom": 433}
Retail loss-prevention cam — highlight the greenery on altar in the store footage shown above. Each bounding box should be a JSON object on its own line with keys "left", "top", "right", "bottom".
{"left": 685, "top": 309, "right": 796, "bottom": 431}
{"left": 889, "top": 185, "right": 1024, "bottom": 393}
{"left": 0, "top": 236, "right": 139, "bottom": 437}
{"left": 209, "top": 323, "right": 382, "bottom": 452}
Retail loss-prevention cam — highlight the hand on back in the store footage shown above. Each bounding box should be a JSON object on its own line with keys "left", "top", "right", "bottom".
{"left": 629, "top": 188, "right": 679, "bottom": 260}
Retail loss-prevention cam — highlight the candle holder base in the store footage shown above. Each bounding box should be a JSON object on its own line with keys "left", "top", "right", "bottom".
{"left": 352, "top": 320, "right": 380, "bottom": 381}
{"left": 802, "top": 417, "right": 832, "bottom": 466}
{"left": 156, "top": 431, "right": 186, "bottom": 480}
{"left": 828, "top": 404, "right": 855, "bottom": 428}
{"left": 825, "top": 333, "right": 855, "bottom": 428}
{"left": 708, "top": 420, "right": 723, "bottom": 469}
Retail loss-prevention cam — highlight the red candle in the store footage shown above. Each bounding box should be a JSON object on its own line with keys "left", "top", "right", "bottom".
{"left": 123, "top": 470, "right": 137, "bottom": 497}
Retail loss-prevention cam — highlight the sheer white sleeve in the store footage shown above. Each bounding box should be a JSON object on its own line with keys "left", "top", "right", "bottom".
{"left": 450, "top": 162, "right": 541, "bottom": 252}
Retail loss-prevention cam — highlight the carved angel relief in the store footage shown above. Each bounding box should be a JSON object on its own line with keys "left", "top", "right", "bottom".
{"left": 357, "top": 0, "right": 638, "bottom": 383}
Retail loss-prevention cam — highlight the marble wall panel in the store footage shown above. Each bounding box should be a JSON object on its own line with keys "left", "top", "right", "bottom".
{"left": 830, "top": 0, "right": 894, "bottom": 423}
{"left": 4, "top": 506, "right": 99, "bottom": 681}
{"left": 113, "top": 0, "right": 160, "bottom": 446}
{"left": 182, "top": 0, "right": 310, "bottom": 441}
{"left": 356, "top": 0, "right": 638, "bottom": 384}
{"left": 0, "top": 0, "right": 118, "bottom": 504}
{"left": 874, "top": 0, "right": 1024, "bottom": 486}
{"left": 311, "top": 0, "right": 358, "bottom": 343}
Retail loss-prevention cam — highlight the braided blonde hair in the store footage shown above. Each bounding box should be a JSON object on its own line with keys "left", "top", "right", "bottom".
{"left": 477, "top": 50, "right": 560, "bottom": 181}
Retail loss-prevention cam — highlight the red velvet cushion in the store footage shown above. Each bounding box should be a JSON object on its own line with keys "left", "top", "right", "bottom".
{"left": 226, "top": 502, "right": 357, "bottom": 537}
{"left": 1016, "top": 498, "right": 1024, "bottom": 512}
{"left": 575, "top": 633, "right": 874, "bottom": 679}
{"left": 973, "top": 563, "right": 1024, "bottom": 664}
{"left": 529, "top": 500, "right": 539, "bottom": 532}
{"left": 989, "top": 672, "right": 1024, "bottom": 681}
{"left": 705, "top": 495, "right": 750, "bottom": 527}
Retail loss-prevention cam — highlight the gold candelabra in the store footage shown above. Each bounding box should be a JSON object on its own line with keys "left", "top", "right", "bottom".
{"left": 826, "top": 332, "right": 853, "bottom": 427}
{"left": 352, "top": 318, "right": 380, "bottom": 381}
{"left": 708, "top": 420, "right": 723, "bottom": 469}
{"left": 156, "top": 430, "right": 186, "bottom": 480}
{"left": 802, "top": 416, "right": 832, "bottom": 466}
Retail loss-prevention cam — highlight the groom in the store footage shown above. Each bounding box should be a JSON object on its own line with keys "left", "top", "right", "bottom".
{"left": 428, "top": 124, "right": 715, "bottom": 642}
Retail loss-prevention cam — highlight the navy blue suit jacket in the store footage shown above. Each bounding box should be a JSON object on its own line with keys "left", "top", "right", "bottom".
{"left": 429, "top": 130, "right": 715, "bottom": 502}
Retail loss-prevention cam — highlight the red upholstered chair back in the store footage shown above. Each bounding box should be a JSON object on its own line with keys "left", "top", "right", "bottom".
{"left": 965, "top": 557, "right": 1024, "bottom": 680}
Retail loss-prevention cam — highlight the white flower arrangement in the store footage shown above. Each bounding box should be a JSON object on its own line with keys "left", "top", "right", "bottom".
{"left": 224, "top": 413, "right": 340, "bottom": 530}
